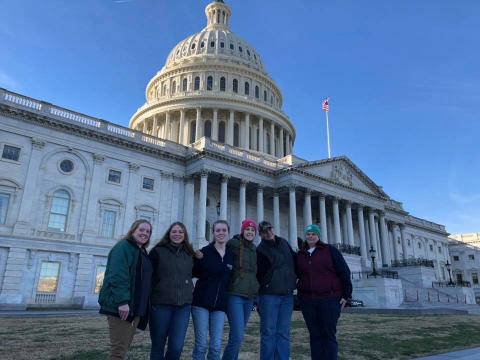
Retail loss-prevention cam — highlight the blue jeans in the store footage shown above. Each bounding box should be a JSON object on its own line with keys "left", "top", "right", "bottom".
{"left": 192, "top": 306, "right": 226, "bottom": 360}
{"left": 222, "top": 295, "right": 254, "bottom": 360}
{"left": 299, "top": 297, "right": 341, "bottom": 360}
{"left": 149, "top": 304, "right": 191, "bottom": 360}
{"left": 258, "top": 294, "right": 294, "bottom": 360}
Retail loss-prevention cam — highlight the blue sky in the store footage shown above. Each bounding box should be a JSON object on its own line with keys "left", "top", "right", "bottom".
{"left": 1, "top": 0, "right": 479, "bottom": 234}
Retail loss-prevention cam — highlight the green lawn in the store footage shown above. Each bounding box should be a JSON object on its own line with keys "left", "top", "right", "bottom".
{"left": 2, "top": 312, "right": 480, "bottom": 359}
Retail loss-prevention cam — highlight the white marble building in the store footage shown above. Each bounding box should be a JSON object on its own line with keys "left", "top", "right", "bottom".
{"left": 0, "top": 0, "right": 452, "bottom": 309}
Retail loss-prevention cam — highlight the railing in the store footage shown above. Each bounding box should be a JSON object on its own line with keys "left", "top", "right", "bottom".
{"left": 351, "top": 270, "right": 399, "bottom": 280}
{"left": 4, "top": 91, "right": 42, "bottom": 110}
{"left": 406, "top": 215, "right": 446, "bottom": 232}
{"left": 404, "top": 288, "right": 467, "bottom": 304}
{"left": 433, "top": 281, "right": 472, "bottom": 288}
{"left": 391, "top": 258, "right": 435, "bottom": 268}
{"left": 333, "top": 244, "right": 361, "bottom": 256}
{"left": 34, "top": 292, "right": 57, "bottom": 304}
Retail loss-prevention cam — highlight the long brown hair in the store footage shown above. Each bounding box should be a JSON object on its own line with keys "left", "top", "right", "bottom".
{"left": 121, "top": 219, "right": 153, "bottom": 248}
{"left": 155, "top": 221, "right": 195, "bottom": 256}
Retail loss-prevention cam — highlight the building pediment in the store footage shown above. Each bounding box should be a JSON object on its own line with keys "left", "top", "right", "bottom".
{"left": 294, "top": 156, "right": 388, "bottom": 198}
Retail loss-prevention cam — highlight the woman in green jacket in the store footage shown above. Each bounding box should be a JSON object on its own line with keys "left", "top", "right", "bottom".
{"left": 98, "top": 219, "right": 153, "bottom": 360}
{"left": 149, "top": 221, "right": 195, "bottom": 360}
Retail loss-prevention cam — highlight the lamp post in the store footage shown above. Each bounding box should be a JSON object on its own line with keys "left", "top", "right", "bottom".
{"left": 369, "top": 245, "right": 377, "bottom": 277}
{"left": 445, "top": 260, "right": 454, "bottom": 285}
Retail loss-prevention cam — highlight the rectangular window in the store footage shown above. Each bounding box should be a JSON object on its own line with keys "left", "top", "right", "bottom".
{"left": 1, "top": 145, "right": 21, "bottom": 161}
{"left": 37, "top": 262, "right": 60, "bottom": 293}
{"left": 453, "top": 255, "right": 460, "bottom": 261}
{"left": 142, "top": 177, "right": 154, "bottom": 191}
{"left": 101, "top": 210, "right": 116, "bottom": 238}
{"left": 94, "top": 265, "right": 106, "bottom": 294}
{"left": 0, "top": 193, "right": 9, "bottom": 224}
{"left": 438, "top": 246, "right": 442, "bottom": 253}
{"left": 469, "top": 254, "right": 475, "bottom": 260}
{"left": 108, "top": 170, "right": 122, "bottom": 184}
{"left": 473, "top": 273, "right": 479, "bottom": 285}
{"left": 456, "top": 273, "right": 463, "bottom": 283}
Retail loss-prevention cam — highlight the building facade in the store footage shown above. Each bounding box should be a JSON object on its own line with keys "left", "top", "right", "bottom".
{"left": 449, "top": 235, "right": 480, "bottom": 302}
{"left": 0, "top": 0, "right": 451, "bottom": 309}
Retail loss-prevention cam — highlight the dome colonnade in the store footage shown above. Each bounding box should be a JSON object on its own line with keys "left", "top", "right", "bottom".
{"left": 129, "top": 0, "right": 295, "bottom": 158}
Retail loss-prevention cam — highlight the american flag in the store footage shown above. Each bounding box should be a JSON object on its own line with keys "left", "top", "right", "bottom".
{"left": 322, "top": 98, "right": 329, "bottom": 112}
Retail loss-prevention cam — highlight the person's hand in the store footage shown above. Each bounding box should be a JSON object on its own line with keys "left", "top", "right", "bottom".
{"left": 118, "top": 304, "right": 130, "bottom": 320}
{"left": 340, "top": 298, "right": 347, "bottom": 311}
{"left": 194, "top": 250, "right": 204, "bottom": 260}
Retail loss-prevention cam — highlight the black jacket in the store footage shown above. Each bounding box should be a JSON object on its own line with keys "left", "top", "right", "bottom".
{"left": 192, "top": 243, "right": 234, "bottom": 312}
{"left": 256, "top": 236, "right": 297, "bottom": 295}
{"left": 149, "top": 243, "right": 194, "bottom": 306}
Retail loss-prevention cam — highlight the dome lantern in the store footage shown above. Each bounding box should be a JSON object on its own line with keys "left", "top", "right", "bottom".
{"left": 205, "top": 0, "right": 231, "bottom": 30}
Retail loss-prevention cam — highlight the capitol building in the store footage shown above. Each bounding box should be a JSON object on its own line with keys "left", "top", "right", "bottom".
{"left": 0, "top": 0, "right": 462, "bottom": 309}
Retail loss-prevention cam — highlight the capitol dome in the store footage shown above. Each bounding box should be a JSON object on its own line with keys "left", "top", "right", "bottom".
{"left": 130, "top": 0, "right": 295, "bottom": 158}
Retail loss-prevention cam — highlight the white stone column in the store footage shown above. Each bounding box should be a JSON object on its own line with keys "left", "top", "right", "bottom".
{"left": 239, "top": 180, "right": 247, "bottom": 221}
{"left": 195, "top": 108, "right": 202, "bottom": 141}
{"left": 303, "top": 189, "right": 312, "bottom": 226}
{"left": 289, "top": 137, "right": 293, "bottom": 154}
{"left": 14, "top": 138, "right": 45, "bottom": 235}
{"left": 227, "top": 110, "right": 234, "bottom": 145}
{"left": 153, "top": 115, "right": 158, "bottom": 137}
{"left": 123, "top": 163, "right": 140, "bottom": 233}
{"left": 390, "top": 223, "right": 400, "bottom": 262}
{"left": 285, "top": 134, "right": 290, "bottom": 154}
{"left": 357, "top": 206, "right": 368, "bottom": 263}
{"left": 319, "top": 195, "right": 328, "bottom": 244}
{"left": 399, "top": 224, "right": 407, "bottom": 260}
{"left": 165, "top": 111, "right": 171, "bottom": 140}
{"left": 220, "top": 175, "right": 229, "bottom": 220}
{"left": 196, "top": 171, "right": 208, "bottom": 249}
{"left": 273, "top": 192, "right": 280, "bottom": 235}
{"left": 183, "top": 177, "right": 195, "bottom": 236}
{"left": 288, "top": 186, "right": 298, "bottom": 249}
{"left": 212, "top": 109, "right": 219, "bottom": 141}
{"left": 0, "top": 248, "right": 27, "bottom": 306}
{"left": 374, "top": 216, "right": 383, "bottom": 266}
{"left": 279, "top": 128, "right": 284, "bottom": 157}
{"left": 257, "top": 185, "right": 264, "bottom": 224}
{"left": 270, "top": 122, "right": 275, "bottom": 155}
{"left": 72, "top": 254, "right": 94, "bottom": 307}
{"left": 379, "top": 212, "right": 391, "bottom": 267}
{"left": 345, "top": 201, "right": 355, "bottom": 246}
{"left": 259, "top": 117, "right": 264, "bottom": 152}
{"left": 179, "top": 109, "right": 186, "bottom": 144}
{"left": 332, "top": 198, "right": 342, "bottom": 245}
{"left": 244, "top": 113, "right": 250, "bottom": 149}
{"left": 341, "top": 208, "right": 348, "bottom": 244}
{"left": 142, "top": 120, "right": 146, "bottom": 133}
{"left": 368, "top": 209, "right": 379, "bottom": 262}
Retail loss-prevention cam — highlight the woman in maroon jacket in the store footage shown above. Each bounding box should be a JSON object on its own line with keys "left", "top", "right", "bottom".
{"left": 295, "top": 224, "right": 352, "bottom": 360}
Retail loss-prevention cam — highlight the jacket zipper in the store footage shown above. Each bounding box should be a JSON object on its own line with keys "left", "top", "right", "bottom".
{"left": 213, "top": 255, "right": 224, "bottom": 308}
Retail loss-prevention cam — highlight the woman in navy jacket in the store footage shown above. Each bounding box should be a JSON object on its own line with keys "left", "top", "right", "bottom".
{"left": 192, "top": 220, "right": 234, "bottom": 360}
{"left": 296, "top": 224, "right": 352, "bottom": 360}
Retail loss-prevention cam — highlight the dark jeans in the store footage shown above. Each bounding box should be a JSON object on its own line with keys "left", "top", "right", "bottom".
{"left": 222, "top": 295, "right": 254, "bottom": 360}
{"left": 149, "top": 304, "right": 191, "bottom": 360}
{"left": 299, "top": 297, "right": 341, "bottom": 360}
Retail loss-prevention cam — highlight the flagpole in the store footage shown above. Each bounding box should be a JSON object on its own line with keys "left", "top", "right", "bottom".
{"left": 325, "top": 108, "right": 331, "bottom": 159}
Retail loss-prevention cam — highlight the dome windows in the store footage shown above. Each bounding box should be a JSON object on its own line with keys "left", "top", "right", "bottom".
{"left": 232, "top": 79, "right": 238, "bottom": 93}
{"left": 239, "top": 46, "right": 243, "bottom": 53}
{"left": 264, "top": 90, "right": 267, "bottom": 102}
{"left": 182, "top": 78, "right": 188, "bottom": 92}
{"left": 210, "top": 41, "right": 215, "bottom": 48}
{"left": 244, "top": 82, "right": 249, "bottom": 95}
{"left": 247, "top": 49, "right": 251, "bottom": 56}
{"left": 207, "top": 76, "right": 213, "bottom": 91}
{"left": 201, "top": 42, "right": 205, "bottom": 48}
{"left": 220, "top": 42, "right": 225, "bottom": 48}
{"left": 255, "top": 86, "right": 259, "bottom": 99}
{"left": 172, "top": 80, "right": 176, "bottom": 94}
{"left": 220, "top": 77, "right": 226, "bottom": 92}
{"left": 194, "top": 76, "right": 200, "bottom": 91}
{"left": 229, "top": 44, "right": 234, "bottom": 50}
{"left": 191, "top": 43, "right": 196, "bottom": 50}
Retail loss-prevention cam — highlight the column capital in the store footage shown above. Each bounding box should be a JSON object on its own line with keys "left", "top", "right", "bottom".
{"left": 399, "top": 223, "right": 406, "bottom": 230}
{"left": 31, "top": 137, "right": 45, "bottom": 150}
{"left": 288, "top": 184, "right": 296, "bottom": 192}
{"left": 318, "top": 193, "right": 326, "bottom": 200}
{"left": 92, "top": 153, "right": 105, "bottom": 164}
{"left": 273, "top": 191, "right": 280, "bottom": 197}
{"left": 240, "top": 179, "right": 249, "bottom": 186}
{"left": 197, "top": 170, "right": 209, "bottom": 178}
{"left": 221, "top": 175, "right": 230, "bottom": 182}
{"left": 304, "top": 188, "right": 312, "bottom": 196}
{"left": 128, "top": 163, "right": 140, "bottom": 173}
{"left": 257, "top": 184, "right": 264, "bottom": 192}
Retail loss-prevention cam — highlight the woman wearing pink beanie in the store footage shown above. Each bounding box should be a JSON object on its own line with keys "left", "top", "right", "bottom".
{"left": 222, "top": 219, "right": 259, "bottom": 360}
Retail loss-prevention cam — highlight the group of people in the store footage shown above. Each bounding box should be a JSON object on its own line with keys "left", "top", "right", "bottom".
{"left": 98, "top": 217, "right": 352, "bottom": 360}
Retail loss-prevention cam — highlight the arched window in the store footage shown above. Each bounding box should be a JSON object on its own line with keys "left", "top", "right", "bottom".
{"left": 182, "top": 78, "right": 188, "bottom": 92}
{"left": 194, "top": 76, "right": 200, "bottom": 91}
{"left": 48, "top": 190, "right": 70, "bottom": 232}
{"left": 220, "top": 77, "right": 226, "bottom": 91}
{"left": 266, "top": 133, "right": 271, "bottom": 154}
{"left": 232, "top": 79, "right": 238, "bottom": 93}
{"left": 256, "top": 128, "right": 260, "bottom": 151}
{"left": 249, "top": 126, "right": 252, "bottom": 150}
{"left": 264, "top": 90, "right": 267, "bottom": 102}
{"left": 218, "top": 121, "right": 226, "bottom": 143}
{"left": 207, "top": 76, "right": 213, "bottom": 91}
{"left": 204, "top": 120, "right": 212, "bottom": 138}
{"left": 162, "top": 84, "right": 166, "bottom": 96}
{"left": 255, "top": 86, "right": 259, "bottom": 99}
{"left": 172, "top": 81, "right": 176, "bottom": 94}
{"left": 233, "top": 123, "right": 240, "bottom": 147}
{"left": 244, "top": 82, "right": 249, "bottom": 95}
{"left": 190, "top": 121, "right": 196, "bottom": 143}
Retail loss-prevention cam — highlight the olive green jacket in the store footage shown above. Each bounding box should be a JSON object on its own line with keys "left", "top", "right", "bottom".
{"left": 227, "top": 235, "right": 259, "bottom": 298}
